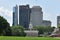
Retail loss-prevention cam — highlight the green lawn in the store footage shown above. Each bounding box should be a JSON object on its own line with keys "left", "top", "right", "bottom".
{"left": 0, "top": 36, "right": 60, "bottom": 40}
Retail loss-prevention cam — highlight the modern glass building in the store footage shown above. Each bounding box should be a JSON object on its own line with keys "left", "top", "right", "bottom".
{"left": 13, "top": 5, "right": 18, "bottom": 26}
{"left": 19, "top": 5, "right": 31, "bottom": 28}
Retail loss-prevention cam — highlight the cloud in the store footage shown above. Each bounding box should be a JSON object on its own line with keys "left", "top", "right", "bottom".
{"left": 0, "top": 7, "right": 12, "bottom": 26}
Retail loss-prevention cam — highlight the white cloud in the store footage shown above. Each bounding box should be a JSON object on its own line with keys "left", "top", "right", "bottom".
{"left": 0, "top": 7, "right": 12, "bottom": 26}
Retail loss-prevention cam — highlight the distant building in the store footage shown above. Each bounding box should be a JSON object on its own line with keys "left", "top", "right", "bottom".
{"left": 30, "top": 6, "right": 43, "bottom": 27}
{"left": 13, "top": 5, "right": 18, "bottom": 26}
{"left": 57, "top": 16, "right": 60, "bottom": 27}
{"left": 42, "top": 20, "right": 51, "bottom": 27}
{"left": 24, "top": 30, "right": 38, "bottom": 37}
{"left": 19, "top": 5, "right": 31, "bottom": 28}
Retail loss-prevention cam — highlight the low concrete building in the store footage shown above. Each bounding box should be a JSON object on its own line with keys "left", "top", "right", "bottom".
{"left": 24, "top": 30, "right": 38, "bottom": 37}
{"left": 42, "top": 20, "right": 51, "bottom": 27}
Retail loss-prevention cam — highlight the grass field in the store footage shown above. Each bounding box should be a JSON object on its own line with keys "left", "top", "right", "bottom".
{"left": 0, "top": 36, "right": 60, "bottom": 40}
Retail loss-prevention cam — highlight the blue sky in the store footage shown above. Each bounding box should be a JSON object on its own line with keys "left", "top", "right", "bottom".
{"left": 0, "top": 0, "right": 60, "bottom": 27}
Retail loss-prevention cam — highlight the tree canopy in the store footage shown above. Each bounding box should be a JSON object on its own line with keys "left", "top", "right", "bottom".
{"left": 11, "top": 26, "right": 26, "bottom": 36}
{"left": 0, "top": 16, "right": 11, "bottom": 35}
{"left": 33, "top": 26, "right": 54, "bottom": 35}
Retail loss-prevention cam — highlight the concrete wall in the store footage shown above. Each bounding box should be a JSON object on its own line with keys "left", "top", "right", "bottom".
{"left": 24, "top": 30, "right": 38, "bottom": 37}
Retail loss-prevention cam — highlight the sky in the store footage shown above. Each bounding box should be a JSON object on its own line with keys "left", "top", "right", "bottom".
{"left": 0, "top": 0, "right": 60, "bottom": 27}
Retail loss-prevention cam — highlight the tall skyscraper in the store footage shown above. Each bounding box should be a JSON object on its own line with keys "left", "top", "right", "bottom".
{"left": 31, "top": 6, "right": 43, "bottom": 27}
{"left": 13, "top": 5, "right": 18, "bottom": 26}
{"left": 19, "top": 5, "right": 31, "bottom": 28}
{"left": 57, "top": 16, "right": 60, "bottom": 27}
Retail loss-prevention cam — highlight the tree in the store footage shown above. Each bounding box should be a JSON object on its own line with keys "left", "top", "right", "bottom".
{"left": 0, "top": 16, "right": 11, "bottom": 36}
{"left": 11, "top": 26, "right": 26, "bottom": 36}
{"left": 33, "top": 26, "right": 45, "bottom": 35}
{"left": 33, "top": 26, "right": 54, "bottom": 35}
{"left": 57, "top": 24, "right": 60, "bottom": 30}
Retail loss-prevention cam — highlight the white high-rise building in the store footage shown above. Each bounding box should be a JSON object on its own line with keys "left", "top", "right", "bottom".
{"left": 31, "top": 6, "right": 43, "bottom": 27}
{"left": 13, "top": 5, "right": 18, "bottom": 26}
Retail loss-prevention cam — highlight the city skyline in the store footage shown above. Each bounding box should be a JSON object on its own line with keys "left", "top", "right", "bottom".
{"left": 13, "top": 5, "right": 51, "bottom": 28}
{"left": 0, "top": 0, "right": 60, "bottom": 27}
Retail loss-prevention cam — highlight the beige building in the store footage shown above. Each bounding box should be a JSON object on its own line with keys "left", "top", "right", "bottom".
{"left": 30, "top": 6, "right": 43, "bottom": 27}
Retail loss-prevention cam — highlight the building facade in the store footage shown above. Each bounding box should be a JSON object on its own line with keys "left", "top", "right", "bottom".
{"left": 13, "top": 5, "right": 18, "bottom": 26}
{"left": 30, "top": 6, "right": 43, "bottom": 27}
{"left": 19, "top": 5, "right": 31, "bottom": 28}
{"left": 57, "top": 16, "right": 60, "bottom": 27}
{"left": 42, "top": 20, "right": 51, "bottom": 27}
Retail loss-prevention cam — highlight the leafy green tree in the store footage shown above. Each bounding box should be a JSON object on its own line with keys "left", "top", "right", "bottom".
{"left": 58, "top": 24, "right": 60, "bottom": 28}
{"left": 11, "top": 26, "right": 26, "bottom": 36}
{"left": 33, "top": 26, "right": 54, "bottom": 35}
{"left": 57, "top": 24, "right": 60, "bottom": 30}
{"left": 0, "top": 16, "right": 11, "bottom": 36}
